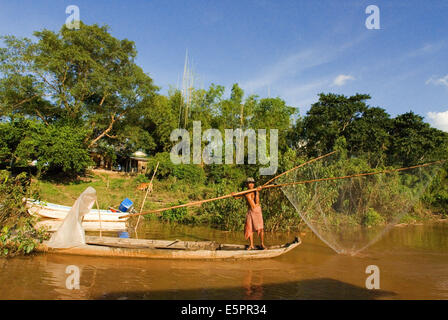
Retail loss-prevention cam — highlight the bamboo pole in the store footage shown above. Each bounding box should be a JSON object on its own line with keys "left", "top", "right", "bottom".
{"left": 120, "top": 189, "right": 247, "bottom": 218}
{"left": 135, "top": 162, "right": 159, "bottom": 232}
{"left": 260, "top": 160, "right": 445, "bottom": 191}
{"left": 119, "top": 160, "right": 444, "bottom": 219}
{"left": 262, "top": 151, "right": 337, "bottom": 186}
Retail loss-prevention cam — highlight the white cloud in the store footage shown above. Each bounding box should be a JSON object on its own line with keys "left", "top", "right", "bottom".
{"left": 332, "top": 74, "right": 355, "bottom": 87}
{"left": 427, "top": 110, "right": 448, "bottom": 132}
{"left": 426, "top": 74, "right": 448, "bottom": 88}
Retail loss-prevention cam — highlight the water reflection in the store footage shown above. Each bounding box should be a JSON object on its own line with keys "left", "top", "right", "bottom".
{"left": 243, "top": 269, "right": 264, "bottom": 299}
{"left": 0, "top": 221, "right": 447, "bottom": 299}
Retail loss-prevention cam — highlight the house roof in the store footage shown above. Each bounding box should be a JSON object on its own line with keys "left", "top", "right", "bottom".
{"left": 130, "top": 150, "right": 149, "bottom": 161}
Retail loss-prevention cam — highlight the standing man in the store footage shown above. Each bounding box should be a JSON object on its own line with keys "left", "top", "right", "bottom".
{"left": 233, "top": 177, "right": 266, "bottom": 250}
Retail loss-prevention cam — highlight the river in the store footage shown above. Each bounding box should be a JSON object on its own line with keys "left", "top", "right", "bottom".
{"left": 0, "top": 221, "right": 447, "bottom": 299}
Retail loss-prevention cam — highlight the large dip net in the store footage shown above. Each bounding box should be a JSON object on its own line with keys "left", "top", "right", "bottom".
{"left": 277, "top": 153, "right": 444, "bottom": 255}
{"left": 47, "top": 187, "right": 97, "bottom": 248}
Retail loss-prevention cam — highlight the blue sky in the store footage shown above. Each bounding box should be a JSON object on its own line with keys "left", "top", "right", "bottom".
{"left": 0, "top": 0, "right": 447, "bottom": 130}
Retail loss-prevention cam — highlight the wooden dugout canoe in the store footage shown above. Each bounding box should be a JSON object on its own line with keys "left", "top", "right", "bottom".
{"left": 37, "top": 235, "right": 301, "bottom": 260}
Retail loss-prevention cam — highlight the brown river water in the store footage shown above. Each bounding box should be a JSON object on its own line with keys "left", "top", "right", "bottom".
{"left": 0, "top": 221, "right": 447, "bottom": 300}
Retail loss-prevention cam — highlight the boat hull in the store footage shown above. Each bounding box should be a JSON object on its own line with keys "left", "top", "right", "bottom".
{"left": 36, "top": 220, "right": 127, "bottom": 232}
{"left": 27, "top": 199, "right": 128, "bottom": 222}
{"left": 37, "top": 235, "right": 301, "bottom": 260}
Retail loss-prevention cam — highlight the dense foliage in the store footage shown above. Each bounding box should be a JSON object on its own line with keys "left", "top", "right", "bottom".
{"left": 0, "top": 171, "right": 49, "bottom": 256}
{"left": 0, "top": 117, "right": 92, "bottom": 176}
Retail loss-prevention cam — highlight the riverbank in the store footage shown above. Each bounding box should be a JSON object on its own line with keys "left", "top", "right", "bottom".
{"left": 34, "top": 169, "right": 445, "bottom": 232}
{"left": 35, "top": 169, "right": 213, "bottom": 213}
{"left": 33, "top": 169, "right": 303, "bottom": 232}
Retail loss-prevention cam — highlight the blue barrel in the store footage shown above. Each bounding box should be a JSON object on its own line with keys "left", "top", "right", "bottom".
{"left": 119, "top": 198, "right": 133, "bottom": 212}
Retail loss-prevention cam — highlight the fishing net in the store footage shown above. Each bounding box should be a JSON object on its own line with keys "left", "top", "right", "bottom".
{"left": 278, "top": 154, "right": 443, "bottom": 255}
{"left": 46, "top": 187, "right": 97, "bottom": 248}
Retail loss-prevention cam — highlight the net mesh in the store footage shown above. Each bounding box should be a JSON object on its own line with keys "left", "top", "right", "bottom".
{"left": 46, "top": 187, "right": 97, "bottom": 248}
{"left": 278, "top": 154, "right": 443, "bottom": 255}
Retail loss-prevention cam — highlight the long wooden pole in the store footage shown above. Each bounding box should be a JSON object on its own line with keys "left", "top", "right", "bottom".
{"left": 262, "top": 151, "right": 337, "bottom": 186}
{"left": 119, "top": 160, "right": 444, "bottom": 219}
{"left": 120, "top": 188, "right": 248, "bottom": 218}
{"left": 135, "top": 162, "right": 159, "bottom": 231}
{"left": 260, "top": 160, "right": 445, "bottom": 191}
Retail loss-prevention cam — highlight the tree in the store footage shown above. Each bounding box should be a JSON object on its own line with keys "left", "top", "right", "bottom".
{"left": 189, "top": 85, "right": 222, "bottom": 130}
{"left": 0, "top": 118, "right": 91, "bottom": 175}
{"left": 0, "top": 116, "right": 35, "bottom": 168}
{"left": 346, "top": 107, "right": 392, "bottom": 166}
{"left": 251, "top": 97, "right": 296, "bottom": 152}
{"left": 28, "top": 124, "right": 92, "bottom": 176}
{"left": 387, "top": 112, "right": 448, "bottom": 166}
{"left": 0, "top": 22, "right": 158, "bottom": 150}
{"left": 301, "top": 93, "right": 370, "bottom": 156}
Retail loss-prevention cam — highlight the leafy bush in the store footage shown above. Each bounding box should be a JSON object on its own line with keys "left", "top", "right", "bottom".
{"left": 172, "top": 164, "right": 206, "bottom": 184}
{"left": 135, "top": 174, "right": 150, "bottom": 184}
{"left": 0, "top": 117, "right": 35, "bottom": 165}
{"left": 147, "top": 152, "right": 205, "bottom": 183}
{"left": 205, "top": 164, "right": 246, "bottom": 185}
{"left": 399, "top": 214, "right": 418, "bottom": 224}
{"left": 159, "top": 201, "right": 188, "bottom": 222}
{"left": 30, "top": 124, "right": 93, "bottom": 176}
{"left": 422, "top": 164, "right": 448, "bottom": 214}
{"left": 260, "top": 188, "right": 301, "bottom": 232}
{"left": 362, "top": 208, "right": 385, "bottom": 227}
{"left": 200, "top": 183, "right": 247, "bottom": 231}
{"left": 0, "top": 171, "right": 30, "bottom": 226}
{"left": 0, "top": 119, "right": 92, "bottom": 177}
{"left": 146, "top": 152, "right": 175, "bottom": 178}
{"left": 0, "top": 171, "right": 49, "bottom": 256}
{"left": 0, "top": 219, "right": 49, "bottom": 256}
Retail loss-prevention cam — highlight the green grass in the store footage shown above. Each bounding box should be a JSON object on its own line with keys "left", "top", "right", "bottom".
{"left": 34, "top": 170, "right": 211, "bottom": 213}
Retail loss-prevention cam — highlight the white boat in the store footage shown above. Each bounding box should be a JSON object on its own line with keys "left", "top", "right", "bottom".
{"left": 36, "top": 220, "right": 127, "bottom": 232}
{"left": 26, "top": 199, "right": 129, "bottom": 222}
